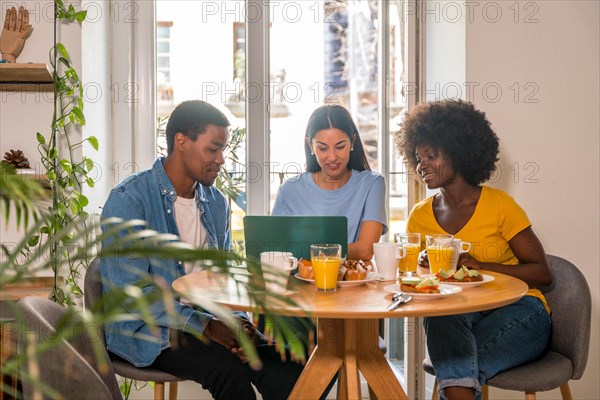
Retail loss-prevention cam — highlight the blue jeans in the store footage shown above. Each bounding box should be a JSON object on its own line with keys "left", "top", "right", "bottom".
{"left": 424, "top": 296, "right": 551, "bottom": 400}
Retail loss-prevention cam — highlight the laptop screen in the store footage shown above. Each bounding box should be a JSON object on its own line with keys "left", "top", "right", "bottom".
{"left": 243, "top": 215, "right": 348, "bottom": 261}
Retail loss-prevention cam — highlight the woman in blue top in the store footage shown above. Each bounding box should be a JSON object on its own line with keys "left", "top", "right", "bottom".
{"left": 273, "top": 104, "right": 388, "bottom": 260}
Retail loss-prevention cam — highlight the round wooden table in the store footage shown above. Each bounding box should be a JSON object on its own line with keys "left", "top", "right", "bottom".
{"left": 173, "top": 271, "right": 528, "bottom": 400}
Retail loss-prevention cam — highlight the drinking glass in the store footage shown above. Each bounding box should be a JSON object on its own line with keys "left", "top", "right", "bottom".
{"left": 394, "top": 233, "right": 421, "bottom": 276}
{"left": 425, "top": 234, "right": 454, "bottom": 275}
{"left": 310, "top": 244, "right": 341, "bottom": 292}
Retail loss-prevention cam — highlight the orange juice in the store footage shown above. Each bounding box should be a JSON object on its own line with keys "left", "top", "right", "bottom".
{"left": 398, "top": 243, "right": 420, "bottom": 273}
{"left": 312, "top": 257, "right": 340, "bottom": 291}
{"left": 427, "top": 245, "right": 454, "bottom": 274}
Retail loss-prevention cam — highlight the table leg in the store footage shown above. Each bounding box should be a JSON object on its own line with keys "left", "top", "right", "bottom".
{"left": 355, "top": 319, "right": 408, "bottom": 400}
{"left": 289, "top": 318, "right": 408, "bottom": 400}
{"left": 288, "top": 320, "right": 344, "bottom": 400}
{"left": 337, "top": 319, "right": 360, "bottom": 399}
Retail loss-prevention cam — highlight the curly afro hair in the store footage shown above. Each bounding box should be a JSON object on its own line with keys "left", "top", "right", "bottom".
{"left": 395, "top": 99, "right": 499, "bottom": 186}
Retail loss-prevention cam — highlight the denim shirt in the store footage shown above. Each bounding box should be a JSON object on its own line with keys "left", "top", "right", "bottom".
{"left": 99, "top": 158, "right": 231, "bottom": 367}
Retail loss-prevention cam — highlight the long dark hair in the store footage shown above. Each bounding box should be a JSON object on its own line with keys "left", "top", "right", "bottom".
{"left": 304, "top": 105, "right": 371, "bottom": 172}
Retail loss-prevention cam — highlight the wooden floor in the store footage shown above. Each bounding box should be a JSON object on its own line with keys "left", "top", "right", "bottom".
{"left": 126, "top": 378, "right": 371, "bottom": 399}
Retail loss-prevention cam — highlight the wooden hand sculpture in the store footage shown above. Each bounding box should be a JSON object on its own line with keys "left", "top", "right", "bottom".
{"left": 1, "top": 6, "right": 33, "bottom": 63}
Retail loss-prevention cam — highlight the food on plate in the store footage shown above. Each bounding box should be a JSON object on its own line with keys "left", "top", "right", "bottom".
{"left": 342, "top": 259, "right": 369, "bottom": 280}
{"left": 436, "top": 265, "right": 483, "bottom": 282}
{"left": 400, "top": 276, "right": 440, "bottom": 294}
{"left": 298, "top": 259, "right": 314, "bottom": 279}
{"left": 299, "top": 258, "right": 371, "bottom": 281}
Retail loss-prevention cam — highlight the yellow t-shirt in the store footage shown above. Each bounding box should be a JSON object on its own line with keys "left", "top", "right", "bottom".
{"left": 407, "top": 185, "right": 548, "bottom": 312}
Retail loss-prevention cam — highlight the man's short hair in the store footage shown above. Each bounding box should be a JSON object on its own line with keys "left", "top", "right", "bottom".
{"left": 166, "top": 100, "right": 230, "bottom": 154}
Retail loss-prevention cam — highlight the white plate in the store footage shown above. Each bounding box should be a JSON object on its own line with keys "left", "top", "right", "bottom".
{"left": 437, "top": 274, "right": 495, "bottom": 288}
{"left": 383, "top": 283, "right": 462, "bottom": 300}
{"left": 294, "top": 272, "right": 380, "bottom": 287}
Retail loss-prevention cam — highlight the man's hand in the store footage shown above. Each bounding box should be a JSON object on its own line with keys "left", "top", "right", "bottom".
{"left": 1, "top": 6, "right": 33, "bottom": 63}
{"left": 204, "top": 318, "right": 239, "bottom": 350}
{"left": 204, "top": 317, "right": 263, "bottom": 364}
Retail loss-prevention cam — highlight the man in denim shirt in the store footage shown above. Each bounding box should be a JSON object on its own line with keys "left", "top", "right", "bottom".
{"left": 100, "top": 100, "right": 303, "bottom": 399}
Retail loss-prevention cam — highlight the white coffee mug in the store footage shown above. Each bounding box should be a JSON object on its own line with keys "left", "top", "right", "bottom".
{"left": 449, "top": 239, "right": 472, "bottom": 271}
{"left": 373, "top": 242, "right": 405, "bottom": 281}
{"left": 260, "top": 251, "right": 298, "bottom": 293}
{"left": 260, "top": 251, "right": 298, "bottom": 270}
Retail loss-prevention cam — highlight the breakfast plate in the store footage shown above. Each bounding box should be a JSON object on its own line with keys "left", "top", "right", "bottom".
{"left": 437, "top": 274, "right": 495, "bottom": 288}
{"left": 294, "top": 272, "right": 380, "bottom": 287}
{"left": 383, "top": 283, "right": 462, "bottom": 300}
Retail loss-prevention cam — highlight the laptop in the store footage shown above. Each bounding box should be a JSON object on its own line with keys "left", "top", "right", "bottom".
{"left": 243, "top": 215, "right": 348, "bottom": 261}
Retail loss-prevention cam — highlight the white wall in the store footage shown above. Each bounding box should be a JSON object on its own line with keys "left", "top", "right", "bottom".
{"left": 465, "top": 1, "right": 599, "bottom": 399}
{"left": 425, "top": 1, "right": 599, "bottom": 398}
{"left": 0, "top": 0, "right": 82, "bottom": 272}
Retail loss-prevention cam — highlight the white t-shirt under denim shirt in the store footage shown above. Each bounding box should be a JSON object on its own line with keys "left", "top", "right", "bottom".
{"left": 272, "top": 169, "right": 388, "bottom": 242}
{"left": 173, "top": 195, "right": 207, "bottom": 273}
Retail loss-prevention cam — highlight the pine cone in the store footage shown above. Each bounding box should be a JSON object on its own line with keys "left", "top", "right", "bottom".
{"left": 3, "top": 149, "right": 31, "bottom": 169}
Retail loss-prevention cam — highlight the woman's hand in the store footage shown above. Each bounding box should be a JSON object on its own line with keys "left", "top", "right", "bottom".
{"left": 456, "top": 253, "right": 482, "bottom": 270}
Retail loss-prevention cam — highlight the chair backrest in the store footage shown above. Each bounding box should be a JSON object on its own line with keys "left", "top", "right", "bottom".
{"left": 84, "top": 258, "right": 107, "bottom": 343}
{"left": 16, "top": 297, "right": 121, "bottom": 399}
{"left": 541, "top": 255, "right": 592, "bottom": 379}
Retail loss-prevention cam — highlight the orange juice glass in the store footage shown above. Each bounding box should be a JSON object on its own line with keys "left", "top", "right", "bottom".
{"left": 310, "top": 244, "right": 341, "bottom": 292}
{"left": 426, "top": 234, "right": 454, "bottom": 274}
{"left": 394, "top": 233, "right": 421, "bottom": 275}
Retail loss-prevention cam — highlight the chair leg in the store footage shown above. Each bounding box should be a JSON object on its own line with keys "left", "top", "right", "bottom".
{"left": 482, "top": 385, "right": 489, "bottom": 400}
{"left": 154, "top": 382, "right": 165, "bottom": 400}
{"left": 169, "top": 382, "right": 178, "bottom": 400}
{"left": 524, "top": 392, "right": 536, "bottom": 400}
{"left": 431, "top": 379, "right": 439, "bottom": 400}
{"left": 559, "top": 383, "right": 573, "bottom": 400}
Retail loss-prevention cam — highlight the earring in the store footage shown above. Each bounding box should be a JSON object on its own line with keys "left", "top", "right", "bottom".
{"left": 310, "top": 151, "right": 315, "bottom": 155}
{"left": 350, "top": 147, "right": 354, "bottom": 151}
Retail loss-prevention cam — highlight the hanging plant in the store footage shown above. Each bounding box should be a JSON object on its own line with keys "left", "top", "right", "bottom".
{"left": 32, "top": 0, "right": 94, "bottom": 304}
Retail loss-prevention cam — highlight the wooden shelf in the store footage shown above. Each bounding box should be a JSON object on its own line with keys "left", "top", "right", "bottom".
{"left": 0, "top": 276, "right": 53, "bottom": 302}
{"left": 0, "top": 63, "right": 53, "bottom": 91}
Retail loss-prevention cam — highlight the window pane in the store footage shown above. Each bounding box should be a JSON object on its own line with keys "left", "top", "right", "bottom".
{"left": 156, "top": 1, "right": 247, "bottom": 253}
{"left": 157, "top": 41, "right": 170, "bottom": 53}
{"left": 269, "top": 0, "right": 380, "bottom": 208}
{"left": 157, "top": 26, "right": 170, "bottom": 38}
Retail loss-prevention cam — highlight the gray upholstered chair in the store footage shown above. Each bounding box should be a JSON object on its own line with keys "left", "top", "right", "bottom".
{"left": 16, "top": 296, "right": 122, "bottom": 399}
{"left": 423, "top": 254, "right": 592, "bottom": 400}
{"left": 84, "top": 258, "right": 182, "bottom": 400}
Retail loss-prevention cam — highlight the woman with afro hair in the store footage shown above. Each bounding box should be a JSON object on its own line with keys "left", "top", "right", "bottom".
{"left": 396, "top": 99, "right": 552, "bottom": 400}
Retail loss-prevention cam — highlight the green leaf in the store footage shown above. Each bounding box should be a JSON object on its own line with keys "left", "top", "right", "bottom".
{"left": 49, "top": 148, "right": 58, "bottom": 160}
{"left": 47, "top": 171, "right": 56, "bottom": 181}
{"left": 75, "top": 10, "right": 87, "bottom": 23}
{"left": 71, "top": 107, "right": 86, "bottom": 125}
{"left": 87, "top": 136, "right": 99, "bottom": 151}
{"left": 86, "top": 177, "right": 95, "bottom": 188}
{"left": 36, "top": 132, "right": 46, "bottom": 145}
{"left": 84, "top": 158, "right": 94, "bottom": 172}
{"left": 78, "top": 194, "right": 89, "bottom": 207}
{"left": 56, "top": 43, "right": 70, "bottom": 60}
{"left": 71, "top": 284, "right": 82, "bottom": 295}
{"left": 69, "top": 198, "right": 80, "bottom": 214}
{"left": 59, "top": 160, "right": 73, "bottom": 175}
{"left": 57, "top": 203, "right": 67, "bottom": 217}
{"left": 27, "top": 235, "right": 40, "bottom": 247}
{"left": 40, "top": 226, "right": 51, "bottom": 235}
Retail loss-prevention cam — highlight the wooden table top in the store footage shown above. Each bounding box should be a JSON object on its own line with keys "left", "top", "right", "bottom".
{"left": 173, "top": 270, "right": 528, "bottom": 319}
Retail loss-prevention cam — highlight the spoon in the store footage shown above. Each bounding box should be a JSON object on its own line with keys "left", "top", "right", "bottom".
{"left": 387, "top": 292, "right": 412, "bottom": 311}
